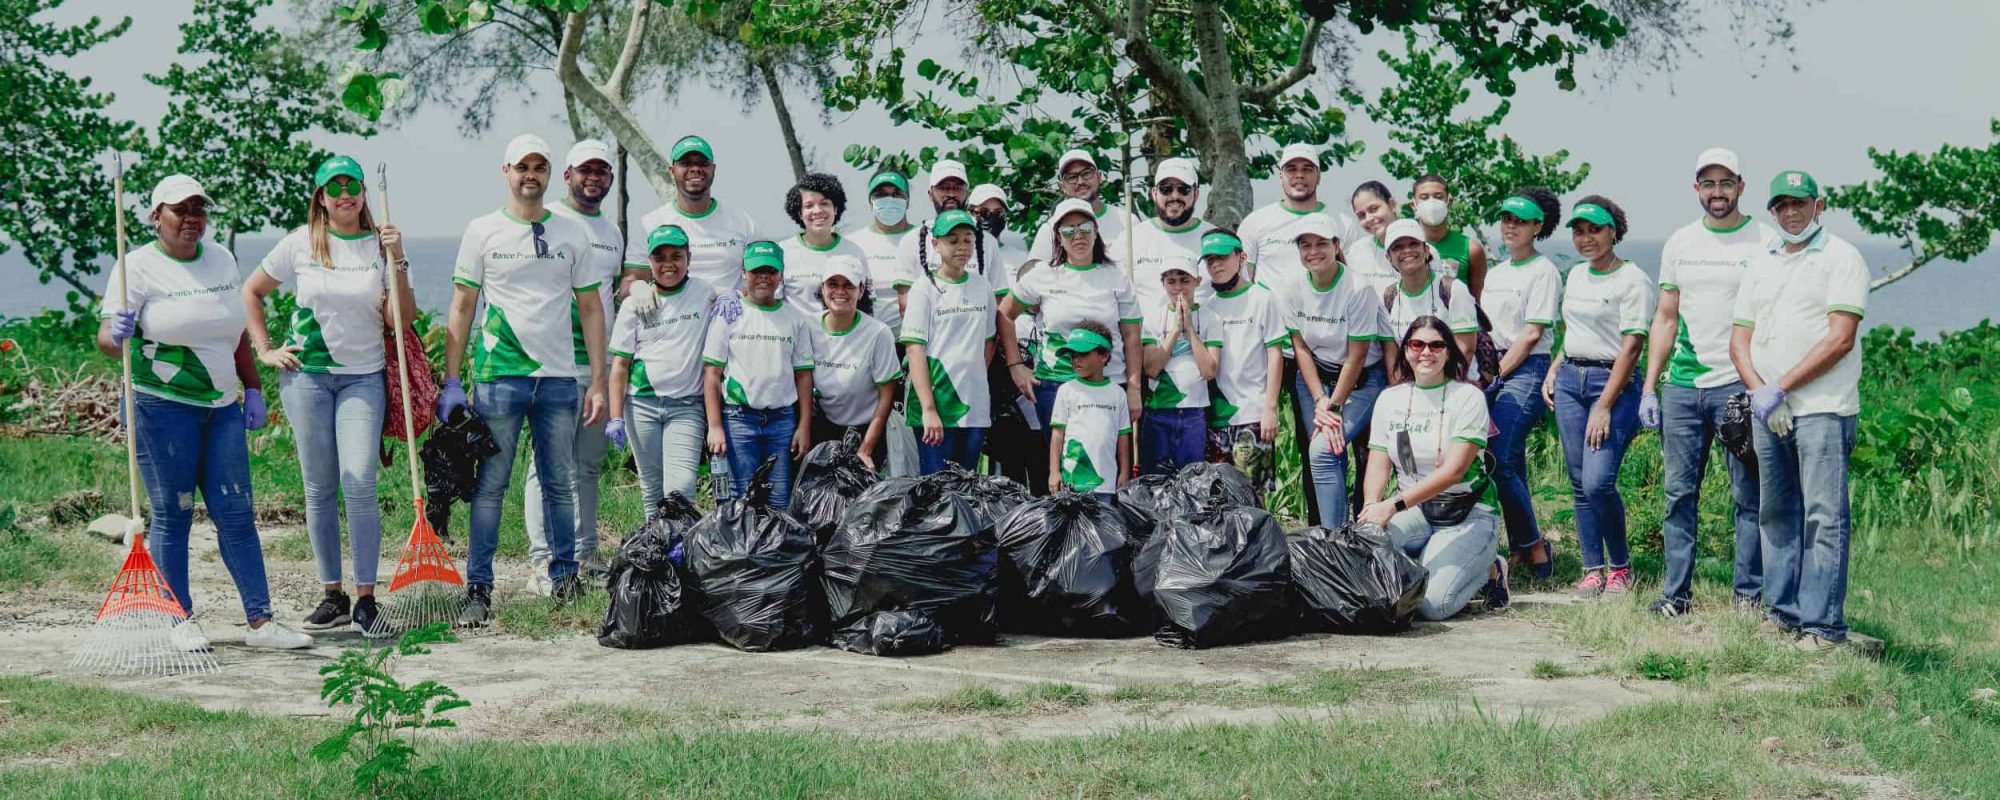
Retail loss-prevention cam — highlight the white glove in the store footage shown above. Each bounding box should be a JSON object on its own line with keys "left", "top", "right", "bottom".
{"left": 1767, "top": 399, "right": 1795, "bottom": 438}
{"left": 623, "top": 280, "right": 661, "bottom": 315}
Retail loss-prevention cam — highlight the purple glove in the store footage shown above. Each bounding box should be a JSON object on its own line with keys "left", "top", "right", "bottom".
{"left": 109, "top": 310, "right": 138, "bottom": 348}
{"left": 437, "top": 376, "right": 468, "bottom": 420}
{"left": 1638, "top": 392, "right": 1661, "bottom": 429}
{"left": 1750, "top": 383, "right": 1787, "bottom": 423}
{"left": 604, "top": 418, "right": 627, "bottom": 451}
{"left": 711, "top": 291, "right": 743, "bottom": 324}
{"left": 242, "top": 388, "right": 268, "bottom": 431}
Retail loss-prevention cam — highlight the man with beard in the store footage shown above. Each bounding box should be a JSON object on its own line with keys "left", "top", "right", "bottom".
{"left": 1237, "top": 143, "right": 1362, "bottom": 286}
{"left": 1110, "top": 157, "right": 1208, "bottom": 314}
{"left": 1643, "top": 148, "right": 1778, "bottom": 619}
{"left": 1027, "top": 149, "right": 1126, "bottom": 265}
{"left": 623, "top": 135, "right": 760, "bottom": 294}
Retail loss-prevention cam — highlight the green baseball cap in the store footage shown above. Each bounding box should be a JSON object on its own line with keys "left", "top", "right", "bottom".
{"left": 1566, "top": 202, "right": 1614, "bottom": 227}
{"left": 1767, "top": 170, "right": 1820, "bottom": 207}
{"left": 742, "top": 240, "right": 784, "bottom": 272}
{"left": 867, "top": 171, "right": 909, "bottom": 194}
{"left": 931, "top": 209, "right": 977, "bottom": 237}
{"left": 1498, "top": 195, "right": 1544, "bottom": 222}
{"left": 670, "top": 135, "right": 714, "bottom": 163}
{"left": 646, "top": 224, "right": 689, "bottom": 252}
{"left": 1199, "top": 231, "right": 1243, "bottom": 260}
{"left": 1057, "top": 327, "right": 1113, "bottom": 357}
{"left": 314, "top": 155, "right": 365, "bottom": 189}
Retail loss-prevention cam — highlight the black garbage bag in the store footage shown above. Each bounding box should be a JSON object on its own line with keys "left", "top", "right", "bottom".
{"left": 647, "top": 491, "right": 702, "bottom": 568}
{"left": 1137, "top": 504, "right": 1293, "bottom": 649}
{"left": 1721, "top": 392, "right": 1759, "bottom": 475}
{"left": 418, "top": 407, "right": 499, "bottom": 541}
{"left": 794, "top": 430, "right": 880, "bottom": 545}
{"left": 596, "top": 496, "right": 701, "bottom": 649}
{"left": 684, "top": 459, "right": 818, "bottom": 652}
{"left": 920, "top": 463, "right": 1029, "bottom": 531}
{"left": 1288, "top": 523, "right": 1428, "bottom": 634}
{"left": 822, "top": 477, "right": 1000, "bottom": 654}
{"left": 830, "top": 608, "right": 946, "bottom": 656}
{"left": 1174, "top": 462, "right": 1260, "bottom": 512}
{"left": 995, "top": 491, "right": 1144, "bottom": 635}
{"left": 1116, "top": 474, "right": 1198, "bottom": 543}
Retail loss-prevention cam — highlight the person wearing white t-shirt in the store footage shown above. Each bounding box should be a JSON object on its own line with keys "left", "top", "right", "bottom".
{"left": 1109, "top": 157, "right": 1209, "bottom": 314}
{"left": 808, "top": 260, "right": 901, "bottom": 469}
{"left": 1237, "top": 143, "right": 1363, "bottom": 287}
{"left": 1048, "top": 323, "right": 1132, "bottom": 496}
{"left": 845, "top": 170, "right": 922, "bottom": 478}
{"left": 439, "top": 134, "right": 609, "bottom": 621}
{"left": 243, "top": 155, "right": 418, "bottom": 637}
{"left": 702, "top": 241, "right": 817, "bottom": 511}
{"left": 1357, "top": 316, "right": 1511, "bottom": 619}
{"left": 893, "top": 160, "right": 1010, "bottom": 314}
{"left": 1541, "top": 196, "right": 1655, "bottom": 601}
{"left": 1346, "top": 181, "right": 1405, "bottom": 294}
{"left": 1643, "top": 148, "right": 1776, "bottom": 618}
{"left": 607, "top": 225, "right": 717, "bottom": 511}
{"left": 1139, "top": 265, "right": 1219, "bottom": 474}
{"left": 901, "top": 210, "right": 1005, "bottom": 473}
{"left": 1197, "top": 230, "right": 1286, "bottom": 502}
{"left": 970, "top": 182, "right": 1045, "bottom": 490}
{"left": 1483, "top": 189, "right": 1564, "bottom": 582}
{"left": 779, "top": 172, "right": 873, "bottom": 315}
{"left": 1729, "top": 170, "right": 1867, "bottom": 652}
{"left": 100, "top": 174, "right": 311, "bottom": 650}
{"left": 1282, "top": 213, "right": 1389, "bottom": 527}
{"left": 1027, "top": 149, "right": 1125, "bottom": 267}
{"left": 624, "top": 135, "right": 760, "bottom": 293}
{"left": 1379, "top": 219, "right": 1480, "bottom": 385}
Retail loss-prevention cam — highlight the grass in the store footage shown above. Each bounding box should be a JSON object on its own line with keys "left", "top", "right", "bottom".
{"left": 885, "top": 667, "right": 1453, "bottom": 716}
{"left": 492, "top": 591, "right": 612, "bottom": 640}
{"left": 1528, "top": 659, "right": 1574, "bottom": 680}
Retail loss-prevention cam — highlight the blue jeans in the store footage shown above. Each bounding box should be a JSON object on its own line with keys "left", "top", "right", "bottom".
{"left": 1754, "top": 412, "right": 1856, "bottom": 641}
{"left": 629, "top": 393, "right": 708, "bottom": 510}
{"left": 470, "top": 376, "right": 580, "bottom": 588}
{"left": 278, "top": 370, "right": 385, "bottom": 587}
{"left": 1387, "top": 506, "right": 1500, "bottom": 620}
{"left": 1139, "top": 407, "right": 1207, "bottom": 475}
{"left": 525, "top": 377, "right": 609, "bottom": 566}
{"left": 918, "top": 427, "right": 988, "bottom": 474}
{"left": 131, "top": 392, "right": 272, "bottom": 623}
{"left": 1553, "top": 360, "right": 1640, "bottom": 571}
{"left": 722, "top": 404, "right": 799, "bottom": 511}
{"left": 1660, "top": 381, "right": 1762, "bottom": 605}
{"left": 1487, "top": 354, "right": 1550, "bottom": 550}
{"left": 1294, "top": 363, "right": 1387, "bottom": 526}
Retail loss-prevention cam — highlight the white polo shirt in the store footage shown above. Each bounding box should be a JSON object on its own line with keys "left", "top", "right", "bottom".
{"left": 1732, "top": 230, "right": 1869, "bottom": 417}
{"left": 626, "top": 198, "right": 759, "bottom": 291}
{"left": 1560, "top": 260, "right": 1656, "bottom": 362}
{"left": 812, "top": 311, "right": 903, "bottom": 427}
{"left": 1479, "top": 254, "right": 1563, "bottom": 356}
{"left": 1280, "top": 266, "right": 1386, "bottom": 371}
{"left": 1659, "top": 217, "right": 1779, "bottom": 389}
{"left": 453, "top": 208, "right": 600, "bottom": 381}
{"left": 1237, "top": 201, "right": 1364, "bottom": 286}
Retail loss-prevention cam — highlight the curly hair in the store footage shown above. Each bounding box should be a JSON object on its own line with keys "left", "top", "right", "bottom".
{"left": 1571, "top": 194, "right": 1630, "bottom": 243}
{"left": 1507, "top": 186, "right": 1562, "bottom": 241}
{"left": 784, "top": 172, "right": 848, "bottom": 229}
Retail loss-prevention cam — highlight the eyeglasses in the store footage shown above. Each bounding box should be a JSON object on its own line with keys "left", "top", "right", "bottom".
{"left": 324, "top": 179, "right": 362, "bottom": 198}
{"left": 1697, "top": 179, "right": 1741, "bottom": 191}
{"left": 1155, "top": 182, "right": 1193, "bottom": 197}
{"left": 531, "top": 221, "right": 549, "bottom": 258}
{"left": 1057, "top": 222, "right": 1097, "bottom": 238}
{"left": 1059, "top": 168, "right": 1098, "bottom": 185}
{"left": 1403, "top": 339, "right": 1449, "bottom": 354}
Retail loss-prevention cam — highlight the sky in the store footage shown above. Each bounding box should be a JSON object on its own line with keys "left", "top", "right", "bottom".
{"left": 42, "top": 0, "right": 2000, "bottom": 248}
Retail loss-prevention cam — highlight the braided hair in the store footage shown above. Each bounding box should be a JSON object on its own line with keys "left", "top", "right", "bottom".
{"left": 916, "top": 225, "right": 986, "bottom": 293}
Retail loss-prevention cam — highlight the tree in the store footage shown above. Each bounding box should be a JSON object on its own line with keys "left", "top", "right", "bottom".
{"left": 141, "top": 0, "right": 376, "bottom": 250}
{"left": 1830, "top": 120, "right": 2000, "bottom": 292}
{"left": 0, "top": 0, "right": 139, "bottom": 310}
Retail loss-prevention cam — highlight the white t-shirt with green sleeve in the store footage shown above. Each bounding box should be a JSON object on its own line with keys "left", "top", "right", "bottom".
{"left": 609, "top": 277, "right": 715, "bottom": 400}
{"left": 1141, "top": 299, "right": 1218, "bottom": 411}
{"left": 453, "top": 208, "right": 600, "bottom": 382}
{"left": 842, "top": 224, "right": 914, "bottom": 332}
{"left": 779, "top": 233, "right": 872, "bottom": 316}
{"left": 1280, "top": 266, "right": 1386, "bottom": 371}
{"left": 551, "top": 200, "right": 623, "bottom": 370}
{"left": 1659, "top": 217, "right": 1777, "bottom": 389}
{"left": 700, "top": 297, "right": 816, "bottom": 410}
{"left": 1205, "top": 281, "right": 1287, "bottom": 428}
{"left": 812, "top": 311, "right": 903, "bottom": 427}
{"left": 1732, "top": 232, "right": 1870, "bottom": 417}
{"left": 98, "top": 241, "right": 247, "bottom": 408}
{"left": 1368, "top": 380, "right": 1497, "bottom": 510}
{"left": 1109, "top": 217, "right": 1209, "bottom": 314}
{"left": 1051, "top": 376, "right": 1131, "bottom": 495}
{"left": 257, "top": 227, "right": 386, "bottom": 375}
{"left": 1384, "top": 272, "right": 1484, "bottom": 381}
{"left": 899, "top": 269, "right": 999, "bottom": 428}
{"left": 625, "top": 199, "right": 760, "bottom": 292}
{"left": 1559, "top": 260, "right": 1656, "bottom": 362}
{"left": 1009, "top": 261, "right": 1141, "bottom": 384}
{"left": 1479, "top": 254, "right": 1563, "bottom": 356}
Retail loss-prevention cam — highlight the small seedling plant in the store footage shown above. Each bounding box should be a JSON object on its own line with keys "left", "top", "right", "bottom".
{"left": 312, "top": 622, "right": 470, "bottom": 796}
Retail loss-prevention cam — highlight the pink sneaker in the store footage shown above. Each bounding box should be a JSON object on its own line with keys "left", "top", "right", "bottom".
{"left": 1574, "top": 571, "right": 1605, "bottom": 600}
{"left": 1604, "top": 567, "right": 1634, "bottom": 594}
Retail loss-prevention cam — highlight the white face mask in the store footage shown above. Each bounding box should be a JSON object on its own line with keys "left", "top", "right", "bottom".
{"left": 871, "top": 197, "right": 908, "bottom": 226}
{"left": 1778, "top": 215, "right": 1822, "bottom": 245}
{"left": 1413, "top": 198, "right": 1449, "bottom": 226}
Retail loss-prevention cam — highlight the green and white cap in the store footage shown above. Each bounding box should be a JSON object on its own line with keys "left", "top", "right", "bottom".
{"left": 647, "top": 224, "right": 689, "bottom": 252}
{"left": 1199, "top": 230, "right": 1243, "bottom": 260}
{"left": 314, "top": 155, "right": 365, "bottom": 188}
{"left": 1567, "top": 202, "right": 1614, "bottom": 227}
{"left": 742, "top": 239, "right": 784, "bottom": 271}
{"left": 670, "top": 135, "right": 713, "bottom": 163}
{"left": 931, "top": 209, "right": 977, "bottom": 237}
{"left": 1497, "top": 195, "right": 1544, "bottom": 221}
{"left": 1057, "top": 327, "right": 1113, "bottom": 356}
{"left": 867, "top": 171, "right": 909, "bottom": 194}
{"left": 1767, "top": 170, "right": 1819, "bottom": 206}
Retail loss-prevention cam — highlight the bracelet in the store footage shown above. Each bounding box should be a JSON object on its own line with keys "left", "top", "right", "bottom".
{"left": 393, "top": 258, "right": 411, "bottom": 272}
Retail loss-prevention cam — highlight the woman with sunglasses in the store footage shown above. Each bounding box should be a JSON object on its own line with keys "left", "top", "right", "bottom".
{"left": 243, "top": 155, "right": 417, "bottom": 636}
{"left": 1357, "top": 316, "right": 1510, "bottom": 620}
{"left": 100, "top": 174, "right": 312, "bottom": 650}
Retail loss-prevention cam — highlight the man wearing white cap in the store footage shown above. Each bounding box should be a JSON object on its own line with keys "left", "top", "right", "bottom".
{"left": 1109, "top": 157, "right": 1210, "bottom": 315}
{"left": 1643, "top": 148, "right": 1777, "bottom": 619}
{"left": 1237, "top": 143, "right": 1363, "bottom": 285}
{"left": 624, "top": 134, "right": 761, "bottom": 292}
{"left": 439, "top": 133, "right": 608, "bottom": 621}
{"left": 1027, "top": 149, "right": 1126, "bottom": 266}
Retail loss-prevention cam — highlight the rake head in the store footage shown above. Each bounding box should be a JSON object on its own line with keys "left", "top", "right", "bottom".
{"left": 378, "top": 499, "right": 467, "bottom": 635}
{"left": 70, "top": 535, "right": 218, "bottom": 675}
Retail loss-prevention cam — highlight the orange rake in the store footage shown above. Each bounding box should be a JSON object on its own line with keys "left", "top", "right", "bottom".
{"left": 70, "top": 534, "right": 218, "bottom": 675}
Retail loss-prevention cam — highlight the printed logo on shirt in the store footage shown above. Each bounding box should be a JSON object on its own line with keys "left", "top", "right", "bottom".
{"left": 488, "top": 248, "right": 569, "bottom": 261}
{"left": 733, "top": 332, "right": 794, "bottom": 344}
{"left": 689, "top": 237, "right": 742, "bottom": 249}
{"left": 1296, "top": 312, "right": 1348, "bottom": 326}
{"left": 641, "top": 310, "right": 704, "bottom": 329}
{"left": 161, "top": 281, "right": 240, "bottom": 299}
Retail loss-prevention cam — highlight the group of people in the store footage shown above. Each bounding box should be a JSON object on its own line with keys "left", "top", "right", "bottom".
{"left": 97, "top": 133, "right": 1867, "bottom": 654}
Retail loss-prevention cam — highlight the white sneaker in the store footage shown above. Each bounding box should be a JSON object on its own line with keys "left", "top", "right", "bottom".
{"left": 524, "top": 557, "right": 553, "bottom": 598}
{"left": 244, "top": 619, "right": 314, "bottom": 650}
{"left": 170, "top": 619, "right": 211, "bottom": 652}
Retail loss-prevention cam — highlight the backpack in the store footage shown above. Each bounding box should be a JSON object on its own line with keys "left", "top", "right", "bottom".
{"left": 1382, "top": 275, "right": 1502, "bottom": 387}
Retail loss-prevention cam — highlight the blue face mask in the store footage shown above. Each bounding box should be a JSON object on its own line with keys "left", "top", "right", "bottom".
{"left": 871, "top": 197, "right": 908, "bottom": 227}
{"left": 1778, "top": 216, "right": 1822, "bottom": 245}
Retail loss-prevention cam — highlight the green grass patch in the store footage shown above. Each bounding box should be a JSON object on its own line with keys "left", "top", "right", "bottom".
{"left": 491, "top": 590, "right": 611, "bottom": 640}
{"left": 892, "top": 667, "right": 1452, "bottom": 716}
{"left": 1529, "top": 659, "right": 1574, "bottom": 680}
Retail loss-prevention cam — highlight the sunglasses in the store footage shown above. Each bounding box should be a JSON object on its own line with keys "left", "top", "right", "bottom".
{"left": 1155, "top": 183, "right": 1194, "bottom": 197}
{"left": 1059, "top": 169, "right": 1098, "bottom": 185}
{"left": 1403, "top": 339, "right": 1449, "bottom": 354}
{"left": 531, "top": 221, "right": 549, "bottom": 258}
{"left": 323, "top": 179, "right": 362, "bottom": 198}
{"left": 1057, "top": 221, "right": 1097, "bottom": 238}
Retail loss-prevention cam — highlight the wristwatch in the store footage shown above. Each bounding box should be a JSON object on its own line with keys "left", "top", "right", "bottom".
{"left": 1393, "top": 495, "right": 1408, "bottom": 512}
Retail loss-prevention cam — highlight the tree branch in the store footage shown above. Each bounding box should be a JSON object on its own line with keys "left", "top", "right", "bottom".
{"left": 1078, "top": 0, "right": 1211, "bottom": 135}
{"left": 556, "top": 9, "right": 673, "bottom": 201}
{"left": 1870, "top": 251, "right": 1934, "bottom": 292}
{"left": 1242, "top": 16, "right": 1325, "bottom": 103}
{"left": 606, "top": 0, "right": 652, "bottom": 101}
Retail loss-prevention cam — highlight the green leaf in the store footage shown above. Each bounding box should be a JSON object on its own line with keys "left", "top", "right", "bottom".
{"left": 465, "top": 0, "right": 493, "bottom": 23}
{"left": 420, "top": 3, "right": 455, "bottom": 35}
{"left": 377, "top": 74, "right": 408, "bottom": 111}
{"left": 916, "top": 58, "right": 940, "bottom": 80}
{"left": 355, "top": 19, "right": 388, "bottom": 51}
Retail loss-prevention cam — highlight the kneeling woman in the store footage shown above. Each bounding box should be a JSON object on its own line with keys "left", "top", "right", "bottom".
{"left": 1358, "top": 316, "right": 1510, "bottom": 619}
{"left": 901, "top": 210, "right": 1003, "bottom": 473}
{"left": 608, "top": 225, "right": 716, "bottom": 510}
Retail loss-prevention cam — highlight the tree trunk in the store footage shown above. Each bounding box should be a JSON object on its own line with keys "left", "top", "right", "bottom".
{"left": 556, "top": 9, "right": 675, "bottom": 203}
{"left": 757, "top": 55, "right": 809, "bottom": 182}
{"left": 1191, "top": 0, "right": 1253, "bottom": 228}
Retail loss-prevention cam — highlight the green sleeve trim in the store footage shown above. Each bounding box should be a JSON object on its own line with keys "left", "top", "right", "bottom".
{"left": 452, "top": 277, "right": 482, "bottom": 289}
{"left": 994, "top": 288, "right": 1009, "bottom": 298}
{"left": 794, "top": 364, "right": 815, "bottom": 371}
{"left": 1620, "top": 328, "right": 1648, "bottom": 336}
{"left": 1450, "top": 325, "right": 1480, "bottom": 334}
{"left": 1118, "top": 427, "right": 1132, "bottom": 436}
{"left": 701, "top": 356, "right": 726, "bottom": 367}
{"left": 1263, "top": 334, "right": 1288, "bottom": 347}
{"left": 1119, "top": 317, "right": 1143, "bottom": 325}
{"left": 623, "top": 260, "right": 649, "bottom": 269}
{"left": 1049, "top": 422, "right": 1067, "bottom": 429}
{"left": 1525, "top": 318, "right": 1555, "bottom": 326}
{"left": 1733, "top": 318, "right": 1755, "bottom": 328}
{"left": 874, "top": 372, "right": 905, "bottom": 385}
{"left": 892, "top": 279, "right": 913, "bottom": 288}
{"left": 574, "top": 281, "right": 603, "bottom": 293}
{"left": 1204, "top": 340, "right": 1224, "bottom": 348}
{"left": 897, "top": 336, "right": 928, "bottom": 346}
{"left": 1285, "top": 326, "right": 1301, "bottom": 334}
{"left": 1368, "top": 443, "right": 1388, "bottom": 452}
{"left": 609, "top": 349, "right": 635, "bottom": 359}
{"left": 1140, "top": 337, "right": 1158, "bottom": 345}
{"left": 1659, "top": 282, "right": 1679, "bottom": 291}
{"left": 1451, "top": 435, "right": 1488, "bottom": 446}
{"left": 1346, "top": 333, "right": 1373, "bottom": 341}
{"left": 1829, "top": 304, "right": 1865, "bottom": 318}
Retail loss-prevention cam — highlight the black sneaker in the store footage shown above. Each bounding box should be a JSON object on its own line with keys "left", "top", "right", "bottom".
{"left": 1649, "top": 598, "right": 1690, "bottom": 619}
{"left": 552, "top": 574, "right": 586, "bottom": 603}
{"left": 303, "top": 591, "right": 351, "bottom": 630}
{"left": 456, "top": 585, "right": 493, "bottom": 628}
{"left": 1480, "top": 557, "right": 1511, "bottom": 611}
{"left": 351, "top": 595, "right": 390, "bottom": 639}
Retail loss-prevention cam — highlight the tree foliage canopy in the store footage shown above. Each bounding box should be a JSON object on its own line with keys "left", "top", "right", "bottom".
{"left": 1830, "top": 119, "right": 2000, "bottom": 291}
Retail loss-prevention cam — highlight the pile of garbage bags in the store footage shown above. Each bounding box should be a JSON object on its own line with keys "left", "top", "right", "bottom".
{"left": 1287, "top": 523, "right": 1428, "bottom": 634}
{"left": 995, "top": 491, "right": 1145, "bottom": 636}
{"left": 596, "top": 493, "right": 701, "bottom": 649}
{"left": 792, "top": 431, "right": 879, "bottom": 544}
{"left": 684, "top": 459, "right": 820, "bottom": 652}
{"left": 821, "top": 476, "right": 1000, "bottom": 655}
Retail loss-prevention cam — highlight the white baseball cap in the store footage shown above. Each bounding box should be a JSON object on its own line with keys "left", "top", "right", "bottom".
{"left": 565, "top": 139, "right": 614, "bottom": 170}
{"left": 1048, "top": 197, "right": 1098, "bottom": 227}
{"left": 503, "top": 133, "right": 553, "bottom": 166}
{"left": 968, "top": 183, "right": 1006, "bottom": 208}
{"left": 1383, "top": 218, "right": 1428, "bottom": 250}
{"left": 1695, "top": 147, "right": 1741, "bottom": 178}
{"left": 149, "top": 174, "right": 211, "bottom": 209}
{"left": 1279, "top": 143, "right": 1322, "bottom": 169}
{"left": 1293, "top": 212, "right": 1342, "bottom": 243}
{"left": 1057, "top": 149, "right": 1097, "bottom": 172}
{"left": 821, "top": 254, "right": 868, "bottom": 290}
{"left": 927, "top": 159, "right": 968, "bottom": 188}
{"left": 1154, "top": 157, "right": 1198, "bottom": 187}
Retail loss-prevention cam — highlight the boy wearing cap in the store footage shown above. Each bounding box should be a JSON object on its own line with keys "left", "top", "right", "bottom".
{"left": 1027, "top": 149, "right": 1126, "bottom": 264}
{"left": 1048, "top": 321, "right": 1132, "bottom": 495}
{"left": 1643, "top": 149, "right": 1777, "bottom": 618}
{"left": 702, "top": 241, "right": 817, "bottom": 510}
{"left": 609, "top": 225, "right": 717, "bottom": 512}
{"left": 1140, "top": 262, "right": 1220, "bottom": 474}
{"left": 1237, "top": 143, "right": 1363, "bottom": 286}
{"left": 439, "top": 134, "right": 608, "bottom": 618}
{"left": 1111, "top": 157, "right": 1210, "bottom": 315}
{"left": 625, "top": 135, "right": 761, "bottom": 292}
{"left": 1199, "top": 230, "right": 1286, "bottom": 501}
{"left": 1730, "top": 170, "right": 1868, "bottom": 652}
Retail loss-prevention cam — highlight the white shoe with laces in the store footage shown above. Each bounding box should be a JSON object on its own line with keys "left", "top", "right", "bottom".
{"left": 243, "top": 619, "right": 314, "bottom": 650}
{"left": 524, "top": 557, "right": 554, "bottom": 598}
{"left": 170, "top": 619, "right": 211, "bottom": 652}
